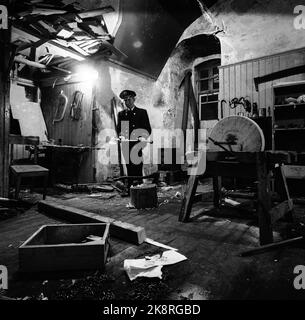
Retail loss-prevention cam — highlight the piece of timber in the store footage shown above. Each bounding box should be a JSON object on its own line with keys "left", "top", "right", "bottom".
{"left": 254, "top": 64, "right": 305, "bottom": 91}
{"left": 189, "top": 75, "right": 200, "bottom": 150}
{"left": 12, "top": 26, "right": 85, "bottom": 61}
{"left": 213, "top": 176, "right": 222, "bottom": 207}
{"left": 256, "top": 152, "right": 273, "bottom": 245}
{"left": 38, "top": 200, "right": 146, "bottom": 245}
{"left": 240, "top": 236, "right": 304, "bottom": 257}
{"left": 181, "top": 71, "right": 191, "bottom": 149}
{"left": 179, "top": 175, "right": 199, "bottom": 222}
{"left": 222, "top": 191, "right": 256, "bottom": 200}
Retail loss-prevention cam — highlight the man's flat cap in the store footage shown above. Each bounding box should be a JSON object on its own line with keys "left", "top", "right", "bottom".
{"left": 119, "top": 90, "right": 136, "bottom": 99}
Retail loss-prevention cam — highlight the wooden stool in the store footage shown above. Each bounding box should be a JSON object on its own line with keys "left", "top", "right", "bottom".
{"left": 10, "top": 165, "right": 49, "bottom": 200}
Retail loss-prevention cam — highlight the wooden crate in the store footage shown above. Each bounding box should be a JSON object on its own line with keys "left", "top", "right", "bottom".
{"left": 19, "top": 223, "right": 110, "bottom": 272}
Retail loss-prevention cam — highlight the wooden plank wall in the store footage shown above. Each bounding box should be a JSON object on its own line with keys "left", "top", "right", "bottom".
{"left": 40, "top": 82, "right": 94, "bottom": 183}
{"left": 0, "top": 22, "right": 11, "bottom": 197}
{"left": 219, "top": 47, "right": 305, "bottom": 117}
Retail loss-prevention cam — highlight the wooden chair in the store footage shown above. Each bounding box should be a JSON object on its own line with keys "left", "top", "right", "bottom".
{"left": 9, "top": 135, "right": 49, "bottom": 200}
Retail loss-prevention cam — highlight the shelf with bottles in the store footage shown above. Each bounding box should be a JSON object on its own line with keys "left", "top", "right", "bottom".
{"left": 273, "top": 81, "right": 305, "bottom": 105}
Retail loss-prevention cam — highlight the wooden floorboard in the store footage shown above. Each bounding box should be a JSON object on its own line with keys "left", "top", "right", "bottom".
{"left": 3, "top": 191, "right": 305, "bottom": 299}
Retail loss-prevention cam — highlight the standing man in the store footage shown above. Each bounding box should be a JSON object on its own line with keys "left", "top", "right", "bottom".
{"left": 117, "top": 90, "right": 151, "bottom": 186}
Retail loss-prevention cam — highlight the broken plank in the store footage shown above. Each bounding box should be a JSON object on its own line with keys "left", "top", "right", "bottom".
{"left": 38, "top": 200, "right": 146, "bottom": 245}
{"left": 12, "top": 26, "right": 85, "bottom": 61}
{"left": 38, "top": 20, "right": 57, "bottom": 34}
{"left": 78, "top": 6, "right": 114, "bottom": 19}
{"left": 69, "top": 43, "right": 90, "bottom": 56}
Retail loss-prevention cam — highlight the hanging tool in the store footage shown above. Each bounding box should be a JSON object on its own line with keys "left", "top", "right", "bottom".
{"left": 220, "top": 99, "right": 227, "bottom": 119}
{"left": 111, "top": 97, "right": 124, "bottom": 176}
{"left": 53, "top": 90, "right": 68, "bottom": 124}
{"left": 70, "top": 90, "right": 84, "bottom": 121}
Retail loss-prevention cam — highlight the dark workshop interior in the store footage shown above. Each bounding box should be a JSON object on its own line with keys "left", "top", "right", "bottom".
{"left": 2, "top": 0, "right": 305, "bottom": 302}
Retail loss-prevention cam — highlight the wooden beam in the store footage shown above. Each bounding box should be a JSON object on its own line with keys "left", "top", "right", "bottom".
{"left": 213, "top": 176, "right": 222, "bottom": 208}
{"left": 38, "top": 200, "right": 146, "bottom": 245}
{"left": 179, "top": 175, "right": 199, "bottom": 222}
{"left": 256, "top": 152, "right": 273, "bottom": 245}
{"left": 189, "top": 78, "right": 200, "bottom": 150}
{"left": 14, "top": 56, "right": 47, "bottom": 69}
{"left": 0, "top": 12, "right": 11, "bottom": 197}
{"left": 181, "top": 71, "right": 191, "bottom": 150}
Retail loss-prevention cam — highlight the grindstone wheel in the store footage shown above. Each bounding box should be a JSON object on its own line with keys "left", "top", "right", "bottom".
{"left": 208, "top": 116, "right": 265, "bottom": 152}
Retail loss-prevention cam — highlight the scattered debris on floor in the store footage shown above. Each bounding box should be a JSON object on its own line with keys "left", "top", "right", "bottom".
{"left": 0, "top": 197, "right": 31, "bottom": 221}
{"left": 86, "top": 193, "right": 116, "bottom": 199}
{"left": 145, "top": 238, "right": 178, "bottom": 251}
{"left": 53, "top": 273, "right": 116, "bottom": 300}
{"left": 223, "top": 198, "right": 241, "bottom": 207}
{"left": 125, "top": 273, "right": 171, "bottom": 300}
{"left": 124, "top": 250, "right": 187, "bottom": 281}
{"left": 55, "top": 183, "right": 114, "bottom": 193}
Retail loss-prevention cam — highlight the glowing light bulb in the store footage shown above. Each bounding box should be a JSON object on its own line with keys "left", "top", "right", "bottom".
{"left": 75, "top": 65, "right": 99, "bottom": 83}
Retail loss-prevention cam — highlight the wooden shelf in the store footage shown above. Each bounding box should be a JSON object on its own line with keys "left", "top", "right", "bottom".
{"left": 274, "top": 103, "right": 305, "bottom": 108}
{"left": 273, "top": 80, "right": 305, "bottom": 88}
{"left": 273, "top": 82, "right": 305, "bottom": 152}
{"left": 275, "top": 128, "right": 305, "bottom": 131}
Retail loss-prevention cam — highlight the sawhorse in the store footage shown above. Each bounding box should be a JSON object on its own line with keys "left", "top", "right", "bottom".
{"left": 179, "top": 151, "right": 294, "bottom": 245}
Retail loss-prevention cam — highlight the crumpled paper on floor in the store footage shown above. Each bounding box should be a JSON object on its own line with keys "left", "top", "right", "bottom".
{"left": 123, "top": 250, "right": 187, "bottom": 281}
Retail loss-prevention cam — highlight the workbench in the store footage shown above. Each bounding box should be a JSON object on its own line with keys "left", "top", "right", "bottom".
{"left": 43, "top": 145, "right": 90, "bottom": 185}
{"left": 179, "top": 151, "right": 294, "bottom": 245}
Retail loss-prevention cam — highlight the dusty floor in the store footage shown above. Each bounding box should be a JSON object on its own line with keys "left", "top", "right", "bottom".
{"left": 1, "top": 182, "right": 305, "bottom": 300}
